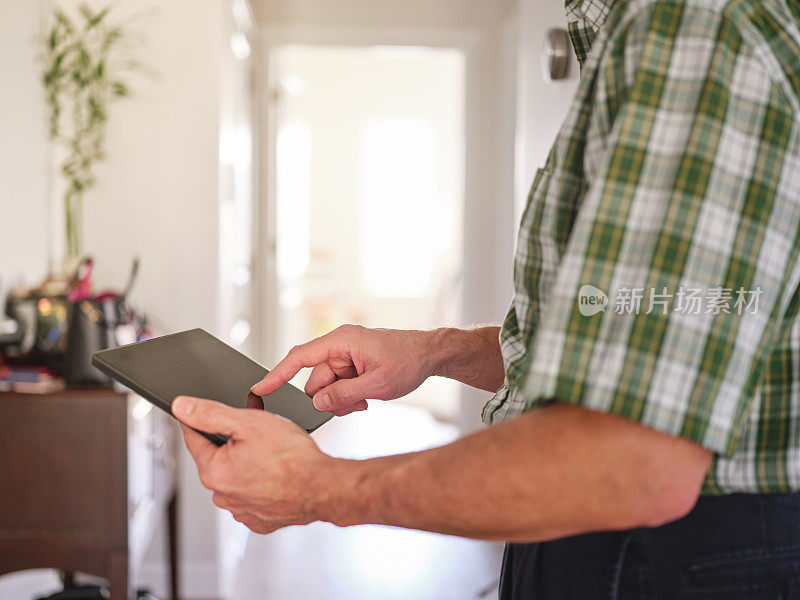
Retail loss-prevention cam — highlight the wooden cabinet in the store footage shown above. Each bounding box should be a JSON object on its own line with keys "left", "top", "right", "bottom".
{"left": 0, "top": 387, "right": 178, "bottom": 600}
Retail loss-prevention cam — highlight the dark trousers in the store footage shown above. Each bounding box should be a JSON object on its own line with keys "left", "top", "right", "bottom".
{"left": 500, "top": 492, "right": 800, "bottom": 599}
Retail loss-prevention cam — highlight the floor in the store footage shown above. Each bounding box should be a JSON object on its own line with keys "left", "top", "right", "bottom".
{"left": 227, "top": 403, "right": 504, "bottom": 600}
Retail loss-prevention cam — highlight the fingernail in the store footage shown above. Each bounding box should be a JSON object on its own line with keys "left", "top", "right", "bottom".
{"left": 314, "top": 393, "right": 331, "bottom": 411}
{"left": 173, "top": 396, "right": 195, "bottom": 417}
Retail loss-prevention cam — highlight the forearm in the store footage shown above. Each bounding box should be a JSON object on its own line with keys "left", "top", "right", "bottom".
{"left": 425, "top": 326, "right": 505, "bottom": 392}
{"left": 316, "top": 404, "right": 710, "bottom": 542}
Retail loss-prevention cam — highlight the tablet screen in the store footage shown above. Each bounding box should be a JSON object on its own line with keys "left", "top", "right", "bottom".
{"left": 92, "top": 329, "right": 332, "bottom": 443}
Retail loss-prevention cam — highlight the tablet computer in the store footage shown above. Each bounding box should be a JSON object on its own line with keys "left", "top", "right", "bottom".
{"left": 91, "top": 328, "right": 333, "bottom": 445}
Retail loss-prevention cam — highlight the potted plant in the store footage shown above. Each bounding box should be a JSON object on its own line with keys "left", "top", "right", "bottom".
{"left": 40, "top": 3, "right": 141, "bottom": 264}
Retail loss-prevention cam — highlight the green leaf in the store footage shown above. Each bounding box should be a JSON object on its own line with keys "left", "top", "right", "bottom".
{"left": 43, "top": 0, "right": 143, "bottom": 237}
{"left": 87, "top": 6, "right": 111, "bottom": 29}
{"left": 53, "top": 50, "right": 66, "bottom": 70}
{"left": 53, "top": 10, "right": 75, "bottom": 36}
{"left": 102, "top": 27, "right": 123, "bottom": 50}
{"left": 111, "top": 81, "right": 129, "bottom": 97}
{"left": 88, "top": 96, "right": 107, "bottom": 123}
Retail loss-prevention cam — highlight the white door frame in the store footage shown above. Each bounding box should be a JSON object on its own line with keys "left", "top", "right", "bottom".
{"left": 251, "top": 22, "right": 516, "bottom": 431}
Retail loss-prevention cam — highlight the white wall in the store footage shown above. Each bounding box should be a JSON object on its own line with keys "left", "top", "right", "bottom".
{"left": 0, "top": 4, "right": 64, "bottom": 596}
{"left": 458, "top": 6, "right": 519, "bottom": 431}
{"left": 0, "top": 1, "right": 50, "bottom": 289}
{"left": 514, "top": 0, "right": 580, "bottom": 213}
{"left": 86, "top": 1, "right": 222, "bottom": 338}
{"left": 0, "top": 0, "right": 226, "bottom": 597}
{"left": 254, "top": 0, "right": 514, "bottom": 31}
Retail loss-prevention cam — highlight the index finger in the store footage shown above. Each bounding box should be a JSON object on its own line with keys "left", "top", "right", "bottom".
{"left": 251, "top": 335, "right": 335, "bottom": 396}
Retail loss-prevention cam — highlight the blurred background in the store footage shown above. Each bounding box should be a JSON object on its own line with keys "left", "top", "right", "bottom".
{"left": 0, "top": 0, "right": 578, "bottom": 598}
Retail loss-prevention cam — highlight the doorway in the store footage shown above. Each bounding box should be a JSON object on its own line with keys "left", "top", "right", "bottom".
{"left": 267, "top": 44, "right": 466, "bottom": 421}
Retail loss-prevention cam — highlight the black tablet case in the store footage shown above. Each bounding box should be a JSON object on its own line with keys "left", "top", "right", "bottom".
{"left": 92, "top": 328, "right": 332, "bottom": 445}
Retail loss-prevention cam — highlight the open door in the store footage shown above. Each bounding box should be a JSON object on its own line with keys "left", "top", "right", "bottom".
{"left": 265, "top": 44, "right": 466, "bottom": 421}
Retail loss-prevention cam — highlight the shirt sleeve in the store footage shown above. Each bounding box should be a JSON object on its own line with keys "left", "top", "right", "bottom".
{"left": 520, "top": 2, "right": 800, "bottom": 456}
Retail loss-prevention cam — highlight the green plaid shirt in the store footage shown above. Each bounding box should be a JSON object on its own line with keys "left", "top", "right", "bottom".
{"left": 483, "top": 0, "right": 800, "bottom": 494}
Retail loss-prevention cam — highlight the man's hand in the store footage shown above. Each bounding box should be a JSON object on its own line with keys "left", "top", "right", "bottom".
{"left": 172, "top": 395, "right": 339, "bottom": 534}
{"left": 174, "top": 394, "right": 711, "bottom": 542}
{"left": 252, "top": 325, "right": 443, "bottom": 416}
{"left": 251, "top": 325, "right": 505, "bottom": 416}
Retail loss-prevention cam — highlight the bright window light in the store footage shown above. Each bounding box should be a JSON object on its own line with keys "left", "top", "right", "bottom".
{"left": 230, "top": 0, "right": 254, "bottom": 32}
{"left": 281, "top": 74, "right": 308, "bottom": 97}
{"left": 230, "top": 31, "right": 251, "bottom": 61}
{"left": 360, "top": 118, "right": 440, "bottom": 297}
{"left": 277, "top": 122, "right": 311, "bottom": 281}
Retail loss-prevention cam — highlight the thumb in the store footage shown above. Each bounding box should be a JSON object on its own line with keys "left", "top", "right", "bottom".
{"left": 313, "top": 372, "right": 381, "bottom": 411}
{"left": 172, "top": 396, "right": 244, "bottom": 438}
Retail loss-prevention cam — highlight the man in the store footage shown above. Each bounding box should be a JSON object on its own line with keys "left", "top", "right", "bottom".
{"left": 175, "top": 0, "right": 800, "bottom": 596}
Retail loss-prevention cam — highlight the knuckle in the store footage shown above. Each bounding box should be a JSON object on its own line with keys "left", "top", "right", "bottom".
{"left": 200, "top": 466, "right": 225, "bottom": 491}
{"left": 199, "top": 469, "right": 216, "bottom": 490}
{"left": 326, "top": 395, "right": 344, "bottom": 410}
{"left": 338, "top": 386, "right": 361, "bottom": 404}
{"left": 214, "top": 477, "right": 233, "bottom": 494}
{"left": 244, "top": 518, "right": 269, "bottom": 534}
{"left": 336, "top": 323, "right": 362, "bottom": 336}
{"left": 372, "top": 377, "right": 391, "bottom": 397}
